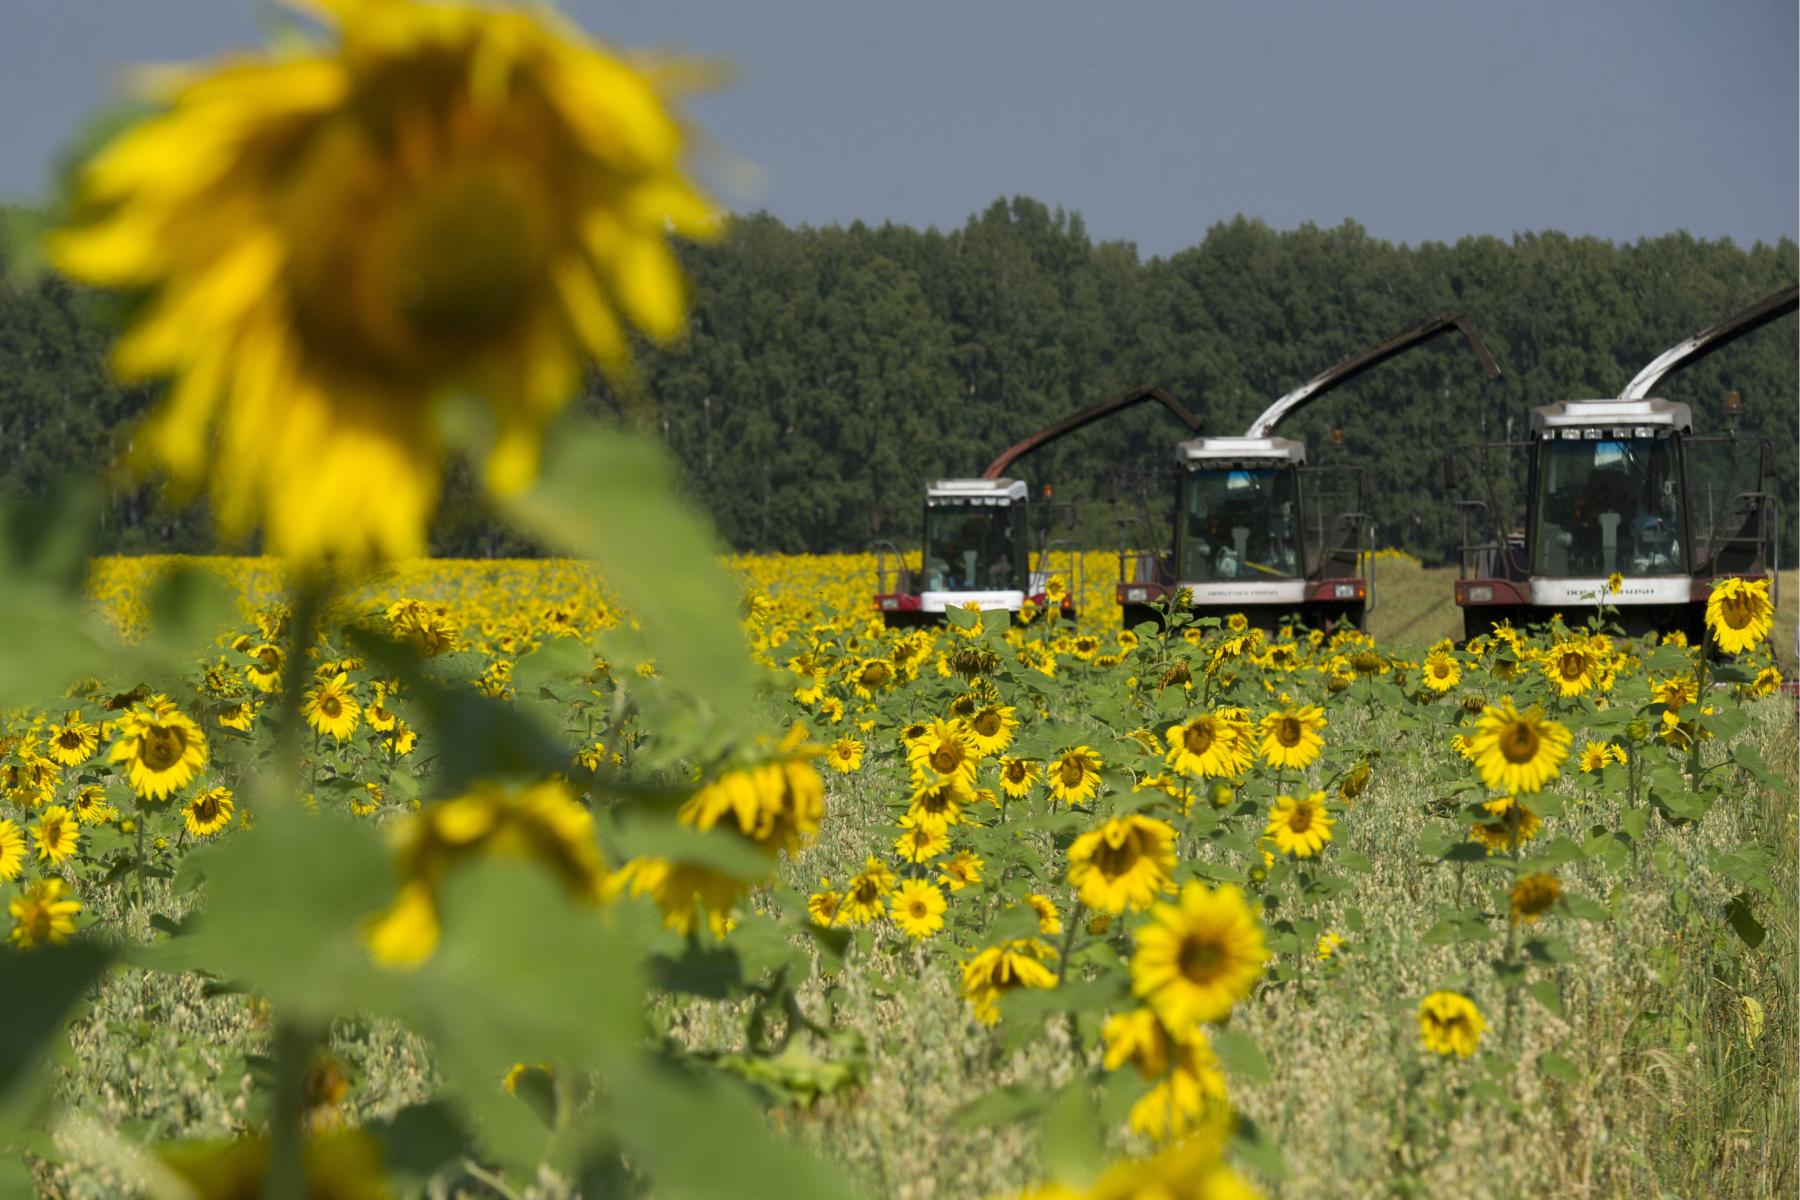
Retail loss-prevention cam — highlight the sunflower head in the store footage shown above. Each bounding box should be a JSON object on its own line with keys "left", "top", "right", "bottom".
{"left": 1706, "top": 577, "right": 1773, "bottom": 654}
{"left": 52, "top": 0, "right": 720, "bottom": 561}
{"left": 1418, "top": 990, "right": 1486, "bottom": 1057}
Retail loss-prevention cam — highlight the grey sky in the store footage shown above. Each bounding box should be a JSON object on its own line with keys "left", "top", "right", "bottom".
{"left": 4, "top": 0, "right": 1795, "bottom": 258}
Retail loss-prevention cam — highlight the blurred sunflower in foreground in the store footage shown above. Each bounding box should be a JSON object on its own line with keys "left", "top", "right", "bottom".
{"left": 52, "top": 0, "right": 719, "bottom": 562}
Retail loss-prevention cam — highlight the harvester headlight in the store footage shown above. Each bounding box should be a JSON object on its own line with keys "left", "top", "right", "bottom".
{"left": 1333, "top": 583, "right": 1356, "bottom": 599}
{"left": 880, "top": 598, "right": 899, "bottom": 611}
{"left": 1467, "top": 585, "right": 1494, "bottom": 603}
{"left": 1126, "top": 587, "right": 1149, "bottom": 603}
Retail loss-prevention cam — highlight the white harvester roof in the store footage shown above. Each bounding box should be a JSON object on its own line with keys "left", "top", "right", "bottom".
{"left": 1175, "top": 435, "right": 1308, "bottom": 468}
{"left": 925, "top": 477, "right": 1029, "bottom": 504}
{"left": 1529, "top": 398, "right": 1691, "bottom": 436}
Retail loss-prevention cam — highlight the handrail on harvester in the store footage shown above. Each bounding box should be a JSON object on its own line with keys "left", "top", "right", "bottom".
{"left": 1244, "top": 311, "right": 1502, "bottom": 437}
{"left": 1619, "top": 285, "right": 1798, "bottom": 401}
{"left": 980, "top": 385, "right": 1202, "bottom": 481}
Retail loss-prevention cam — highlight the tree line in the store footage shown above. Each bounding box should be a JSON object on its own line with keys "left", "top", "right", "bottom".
{"left": 3, "top": 198, "right": 1794, "bottom": 561}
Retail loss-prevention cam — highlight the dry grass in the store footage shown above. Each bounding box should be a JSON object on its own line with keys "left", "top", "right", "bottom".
{"left": 745, "top": 697, "right": 1797, "bottom": 1199}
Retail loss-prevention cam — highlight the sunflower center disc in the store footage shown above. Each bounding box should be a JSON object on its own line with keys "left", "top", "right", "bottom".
{"left": 1179, "top": 936, "right": 1224, "bottom": 983}
{"left": 1500, "top": 722, "right": 1539, "bottom": 763}
{"left": 143, "top": 728, "right": 184, "bottom": 771}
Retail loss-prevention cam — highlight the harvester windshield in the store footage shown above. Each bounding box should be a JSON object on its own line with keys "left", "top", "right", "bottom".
{"left": 922, "top": 502, "right": 1025, "bottom": 592}
{"left": 1531, "top": 437, "right": 1684, "bottom": 577}
{"left": 1178, "top": 466, "right": 1302, "bottom": 582}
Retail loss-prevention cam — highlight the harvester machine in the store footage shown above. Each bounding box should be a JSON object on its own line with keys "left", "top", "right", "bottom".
{"left": 1118, "top": 313, "right": 1502, "bottom": 630}
{"left": 1450, "top": 284, "right": 1796, "bottom": 642}
{"left": 873, "top": 385, "right": 1202, "bottom": 627}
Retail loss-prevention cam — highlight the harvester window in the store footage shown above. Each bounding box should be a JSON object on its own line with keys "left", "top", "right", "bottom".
{"left": 1532, "top": 438, "right": 1684, "bottom": 577}
{"left": 923, "top": 504, "right": 1021, "bottom": 591}
{"left": 1178, "top": 468, "right": 1301, "bottom": 581}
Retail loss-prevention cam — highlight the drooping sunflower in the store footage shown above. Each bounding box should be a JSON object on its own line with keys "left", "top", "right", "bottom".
{"left": 893, "top": 819, "right": 951, "bottom": 864}
{"left": 1129, "top": 1044, "right": 1229, "bottom": 1145}
{"left": 1264, "top": 791, "right": 1334, "bottom": 859}
{"left": 1102, "top": 1007, "right": 1230, "bottom": 1143}
{"left": 996, "top": 756, "right": 1040, "bottom": 799}
{"left": 302, "top": 672, "right": 362, "bottom": 741}
{"left": 244, "top": 643, "right": 285, "bottom": 694}
{"left": 369, "top": 778, "right": 607, "bottom": 964}
{"left": 1025, "top": 894, "right": 1062, "bottom": 935}
{"left": 218, "top": 700, "right": 260, "bottom": 732}
{"left": 1706, "top": 577, "right": 1773, "bottom": 654}
{"left": 51, "top": 0, "right": 719, "bottom": 561}
{"left": 1418, "top": 990, "right": 1486, "bottom": 1057}
{"left": 109, "top": 704, "right": 208, "bottom": 800}
{"left": 1066, "top": 814, "right": 1178, "bottom": 914}
{"left": 0, "top": 819, "right": 25, "bottom": 882}
{"left": 904, "top": 779, "right": 971, "bottom": 833}
{"left": 364, "top": 683, "right": 400, "bottom": 733}
{"left": 1131, "top": 881, "right": 1267, "bottom": 1029}
{"left": 1164, "top": 711, "right": 1253, "bottom": 779}
{"left": 677, "top": 729, "right": 824, "bottom": 858}
{"left": 183, "top": 786, "right": 236, "bottom": 838}
{"left": 1651, "top": 674, "right": 1699, "bottom": 712}
{"left": 892, "top": 879, "right": 948, "bottom": 939}
{"left": 806, "top": 883, "right": 843, "bottom": 927}
{"left": 1257, "top": 705, "right": 1326, "bottom": 771}
{"left": 960, "top": 938, "right": 1058, "bottom": 1025}
{"left": 1469, "top": 795, "right": 1542, "bottom": 855}
{"left": 9, "top": 877, "right": 82, "bottom": 949}
{"left": 156, "top": 1131, "right": 390, "bottom": 1200}
{"left": 839, "top": 856, "right": 895, "bottom": 925}
{"left": 937, "top": 849, "right": 986, "bottom": 892}
{"left": 383, "top": 722, "right": 419, "bottom": 757}
{"left": 1047, "top": 746, "right": 1103, "bottom": 805}
{"left": 1509, "top": 873, "right": 1562, "bottom": 924}
{"left": 45, "top": 713, "right": 100, "bottom": 767}
{"left": 1419, "top": 649, "right": 1461, "bottom": 693}
{"left": 1466, "top": 698, "right": 1570, "bottom": 795}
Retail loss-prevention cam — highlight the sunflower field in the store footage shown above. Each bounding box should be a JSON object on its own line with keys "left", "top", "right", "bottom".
{"left": 0, "top": 541, "right": 1793, "bottom": 1198}
{"left": 4, "top": 1, "right": 1796, "bottom": 1197}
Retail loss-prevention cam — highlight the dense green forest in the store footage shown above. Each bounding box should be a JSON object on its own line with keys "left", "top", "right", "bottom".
{"left": 2, "top": 198, "right": 1794, "bottom": 560}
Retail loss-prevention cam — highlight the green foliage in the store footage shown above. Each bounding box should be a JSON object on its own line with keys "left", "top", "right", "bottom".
{"left": 4, "top": 205, "right": 1794, "bottom": 559}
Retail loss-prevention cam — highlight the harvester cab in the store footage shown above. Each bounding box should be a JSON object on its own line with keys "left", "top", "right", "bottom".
{"left": 1118, "top": 312, "right": 1502, "bottom": 630}
{"left": 874, "top": 386, "right": 1201, "bottom": 627}
{"left": 1451, "top": 284, "right": 1795, "bottom": 642}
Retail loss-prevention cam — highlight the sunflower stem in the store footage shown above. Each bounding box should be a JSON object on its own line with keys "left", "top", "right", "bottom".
{"left": 274, "top": 579, "right": 328, "bottom": 796}
{"left": 266, "top": 1018, "right": 318, "bottom": 1200}
{"left": 264, "top": 575, "right": 332, "bottom": 1197}
{"left": 133, "top": 812, "right": 147, "bottom": 941}
{"left": 1055, "top": 900, "right": 1086, "bottom": 985}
